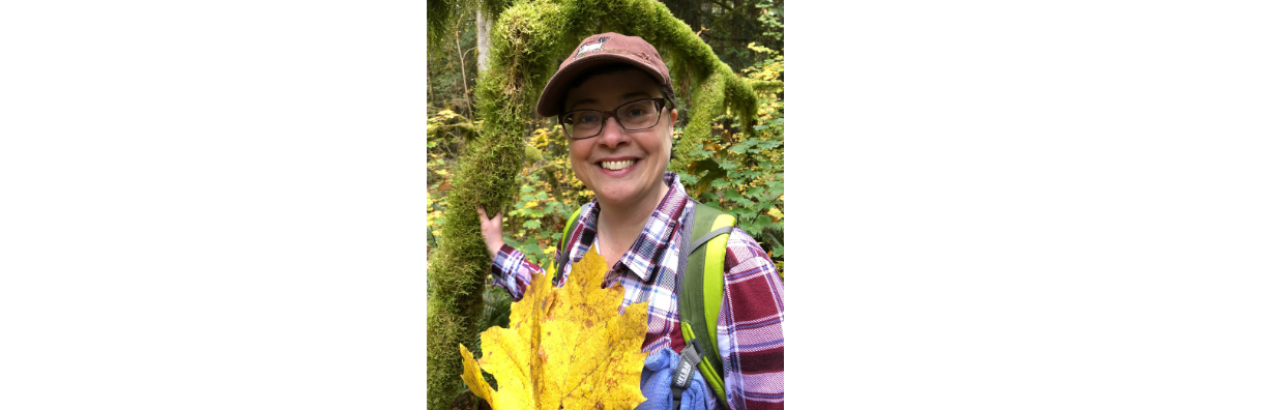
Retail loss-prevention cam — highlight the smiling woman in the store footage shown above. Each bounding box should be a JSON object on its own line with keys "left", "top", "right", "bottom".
{"left": 474, "top": 32, "right": 784, "bottom": 410}
{"left": 563, "top": 69, "right": 676, "bottom": 264}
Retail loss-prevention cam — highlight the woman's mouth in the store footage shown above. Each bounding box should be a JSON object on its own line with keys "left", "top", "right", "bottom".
{"left": 599, "top": 159, "right": 637, "bottom": 171}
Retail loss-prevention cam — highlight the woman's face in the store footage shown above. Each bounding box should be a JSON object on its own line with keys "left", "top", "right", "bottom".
{"left": 562, "top": 69, "right": 677, "bottom": 210}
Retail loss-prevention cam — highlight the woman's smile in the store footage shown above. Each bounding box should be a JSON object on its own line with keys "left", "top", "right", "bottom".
{"left": 598, "top": 158, "right": 637, "bottom": 171}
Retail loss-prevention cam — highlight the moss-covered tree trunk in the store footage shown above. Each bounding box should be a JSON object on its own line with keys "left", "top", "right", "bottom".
{"left": 426, "top": 0, "right": 763, "bottom": 408}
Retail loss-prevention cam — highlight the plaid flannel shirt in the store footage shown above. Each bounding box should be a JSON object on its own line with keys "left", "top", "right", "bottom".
{"left": 491, "top": 172, "right": 784, "bottom": 410}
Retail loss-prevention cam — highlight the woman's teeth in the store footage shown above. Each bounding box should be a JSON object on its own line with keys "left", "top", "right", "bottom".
{"left": 600, "top": 159, "right": 636, "bottom": 170}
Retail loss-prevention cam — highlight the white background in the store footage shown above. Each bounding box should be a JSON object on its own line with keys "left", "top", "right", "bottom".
{"left": 789, "top": 1, "right": 1280, "bottom": 408}
{"left": 1, "top": 1, "right": 426, "bottom": 408}
{"left": 2, "top": 1, "right": 1278, "bottom": 409}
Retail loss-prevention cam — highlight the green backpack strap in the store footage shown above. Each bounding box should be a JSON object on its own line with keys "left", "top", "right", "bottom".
{"left": 552, "top": 207, "right": 583, "bottom": 286}
{"left": 678, "top": 202, "right": 736, "bottom": 406}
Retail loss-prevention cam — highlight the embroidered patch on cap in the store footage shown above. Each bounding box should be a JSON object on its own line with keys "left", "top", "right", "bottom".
{"left": 574, "top": 36, "right": 609, "bottom": 59}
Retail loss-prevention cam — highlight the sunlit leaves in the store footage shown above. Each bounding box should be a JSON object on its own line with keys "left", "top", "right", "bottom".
{"left": 460, "top": 246, "right": 649, "bottom": 410}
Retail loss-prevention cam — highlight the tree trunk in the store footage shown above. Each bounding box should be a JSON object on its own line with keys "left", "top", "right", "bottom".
{"left": 476, "top": 6, "right": 490, "bottom": 74}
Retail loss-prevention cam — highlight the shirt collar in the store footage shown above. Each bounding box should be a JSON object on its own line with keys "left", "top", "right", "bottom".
{"left": 579, "top": 172, "right": 689, "bottom": 282}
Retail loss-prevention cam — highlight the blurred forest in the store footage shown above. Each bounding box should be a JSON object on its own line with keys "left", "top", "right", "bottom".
{"left": 427, "top": 0, "right": 782, "bottom": 408}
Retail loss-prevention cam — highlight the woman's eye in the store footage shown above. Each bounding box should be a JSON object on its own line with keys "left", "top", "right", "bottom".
{"left": 579, "top": 113, "right": 600, "bottom": 124}
{"left": 621, "top": 104, "right": 651, "bottom": 118}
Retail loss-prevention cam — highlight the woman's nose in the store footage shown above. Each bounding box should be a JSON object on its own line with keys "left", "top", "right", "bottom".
{"left": 597, "top": 117, "right": 630, "bottom": 148}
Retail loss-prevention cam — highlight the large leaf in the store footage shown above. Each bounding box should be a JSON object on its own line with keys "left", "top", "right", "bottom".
{"left": 460, "top": 245, "right": 650, "bottom": 410}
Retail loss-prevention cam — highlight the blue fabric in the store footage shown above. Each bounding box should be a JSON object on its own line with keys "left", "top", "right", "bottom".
{"left": 637, "top": 347, "right": 714, "bottom": 410}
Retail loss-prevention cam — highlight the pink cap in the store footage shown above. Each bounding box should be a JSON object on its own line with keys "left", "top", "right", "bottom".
{"left": 535, "top": 32, "right": 671, "bottom": 118}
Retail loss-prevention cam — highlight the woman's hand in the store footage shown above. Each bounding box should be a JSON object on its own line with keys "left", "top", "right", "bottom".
{"left": 476, "top": 206, "right": 506, "bottom": 259}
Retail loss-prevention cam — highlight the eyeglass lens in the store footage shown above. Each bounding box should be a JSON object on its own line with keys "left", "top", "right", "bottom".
{"left": 562, "top": 99, "right": 662, "bottom": 139}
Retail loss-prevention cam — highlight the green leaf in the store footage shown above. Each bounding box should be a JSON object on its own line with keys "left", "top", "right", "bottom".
{"left": 756, "top": 140, "right": 782, "bottom": 150}
{"left": 689, "top": 148, "right": 714, "bottom": 158}
{"left": 676, "top": 170, "right": 697, "bottom": 185}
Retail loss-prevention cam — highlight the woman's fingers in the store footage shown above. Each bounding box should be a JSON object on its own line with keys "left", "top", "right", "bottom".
{"left": 477, "top": 206, "right": 502, "bottom": 224}
{"left": 476, "top": 205, "right": 502, "bottom": 235}
{"left": 476, "top": 205, "right": 504, "bottom": 258}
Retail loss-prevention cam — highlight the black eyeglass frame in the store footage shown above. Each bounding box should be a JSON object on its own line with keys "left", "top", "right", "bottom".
{"left": 557, "top": 97, "right": 671, "bottom": 140}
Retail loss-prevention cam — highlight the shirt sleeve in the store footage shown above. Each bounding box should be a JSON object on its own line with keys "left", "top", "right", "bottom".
{"left": 717, "top": 229, "right": 785, "bottom": 410}
{"left": 489, "top": 244, "right": 547, "bottom": 301}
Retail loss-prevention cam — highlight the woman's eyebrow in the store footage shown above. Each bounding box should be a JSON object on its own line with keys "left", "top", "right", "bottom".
{"left": 567, "top": 91, "right": 656, "bottom": 111}
{"left": 620, "top": 92, "right": 655, "bottom": 100}
{"left": 567, "top": 98, "right": 598, "bottom": 111}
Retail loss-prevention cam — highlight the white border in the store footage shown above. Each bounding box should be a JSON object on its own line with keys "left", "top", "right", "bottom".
{"left": 790, "top": 1, "right": 1280, "bottom": 408}
{"left": 1, "top": 1, "right": 427, "bottom": 408}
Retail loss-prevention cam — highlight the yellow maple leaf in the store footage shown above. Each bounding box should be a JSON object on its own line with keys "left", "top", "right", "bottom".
{"left": 461, "top": 245, "right": 650, "bottom": 410}
{"left": 767, "top": 207, "right": 783, "bottom": 222}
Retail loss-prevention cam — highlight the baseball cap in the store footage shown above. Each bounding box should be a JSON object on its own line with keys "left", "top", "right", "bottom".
{"left": 534, "top": 32, "right": 672, "bottom": 118}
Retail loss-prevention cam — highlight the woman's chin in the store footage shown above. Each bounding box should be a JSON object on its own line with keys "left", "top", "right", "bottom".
{"left": 596, "top": 180, "right": 669, "bottom": 211}
{"left": 595, "top": 189, "right": 639, "bottom": 206}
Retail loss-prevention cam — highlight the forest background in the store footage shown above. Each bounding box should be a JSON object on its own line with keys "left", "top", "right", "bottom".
{"left": 427, "top": 0, "right": 783, "bottom": 408}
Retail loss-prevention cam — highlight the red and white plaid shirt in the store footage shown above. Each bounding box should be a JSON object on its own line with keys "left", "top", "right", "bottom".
{"left": 491, "top": 172, "right": 784, "bottom": 410}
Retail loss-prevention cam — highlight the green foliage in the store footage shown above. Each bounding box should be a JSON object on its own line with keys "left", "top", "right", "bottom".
{"left": 755, "top": 0, "right": 784, "bottom": 42}
{"left": 502, "top": 125, "right": 582, "bottom": 268}
{"left": 429, "top": 0, "right": 468, "bottom": 57}
{"left": 661, "top": 0, "right": 785, "bottom": 71}
{"left": 428, "top": 14, "right": 478, "bottom": 120}
{"left": 428, "top": 0, "right": 458, "bottom": 51}
{"left": 680, "top": 42, "right": 784, "bottom": 266}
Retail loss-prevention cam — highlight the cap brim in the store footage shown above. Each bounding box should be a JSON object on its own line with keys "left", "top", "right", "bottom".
{"left": 535, "top": 53, "right": 667, "bottom": 118}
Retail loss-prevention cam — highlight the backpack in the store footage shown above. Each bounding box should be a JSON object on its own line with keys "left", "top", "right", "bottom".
{"left": 552, "top": 202, "right": 736, "bottom": 408}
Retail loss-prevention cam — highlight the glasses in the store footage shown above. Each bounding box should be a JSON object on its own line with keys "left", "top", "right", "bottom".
{"left": 558, "top": 98, "right": 669, "bottom": 140}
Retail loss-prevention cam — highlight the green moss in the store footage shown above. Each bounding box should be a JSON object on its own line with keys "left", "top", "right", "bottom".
{"left": 426, "top": 1, "right": 763, "bottom": 408}
{"left": 480, "top": 0, "right": 516, "bottom": 23}
{"left": 427, "top": 122, "right": 479, "bottom": 143}
{"left": 672, "top": 70, "right": 724, "bottom": 171}
{"left": 749, "top": 80, "right": 784, "bottom": 92}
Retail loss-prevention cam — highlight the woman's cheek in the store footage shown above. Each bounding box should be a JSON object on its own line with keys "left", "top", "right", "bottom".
{"left": 569, "top": 158, "right": 592, "bottom": 191}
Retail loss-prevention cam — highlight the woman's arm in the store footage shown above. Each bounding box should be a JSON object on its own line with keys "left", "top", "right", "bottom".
{"left": 717, "top": 229, "right": 785, "bottom": 410}
{"left": 478, "top": 206, "right": 546, "bottom": 301}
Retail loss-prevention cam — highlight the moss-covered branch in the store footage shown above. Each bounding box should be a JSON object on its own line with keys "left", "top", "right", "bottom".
{"left": 749, "top": 79, "right": 784, "bottom": 92}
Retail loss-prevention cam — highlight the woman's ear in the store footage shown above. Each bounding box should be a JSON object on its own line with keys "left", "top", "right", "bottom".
{"left": 670, "top": 109, "right": 679, "bottom": 139}
{"left": 667, "top": 109, "right": 679, "bottom": 161}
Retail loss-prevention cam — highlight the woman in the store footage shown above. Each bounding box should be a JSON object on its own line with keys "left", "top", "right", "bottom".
{"left": 476, "top": 33, "right": 783, "bottom": 410}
